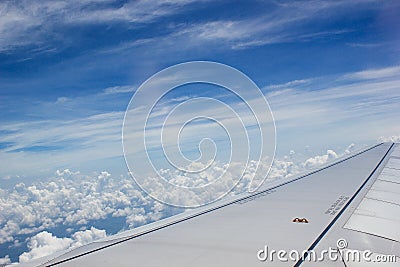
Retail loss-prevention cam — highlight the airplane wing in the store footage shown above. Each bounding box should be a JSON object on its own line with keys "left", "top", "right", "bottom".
{"left": 15, "top": 142, "right": 400, "bottom": 266}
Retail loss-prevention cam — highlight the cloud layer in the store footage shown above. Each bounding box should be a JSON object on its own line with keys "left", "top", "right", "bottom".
{"left": 0, "top": 0, "right": 204, "bottom": 52}
{"left": 0, "top": 0, "right": 394, "bottom": 53}
{"left": 1, "top": 64, "right": 398, "bottom": 179}
{"left": 0, "top": 145, "right": 360, "bottom": 263}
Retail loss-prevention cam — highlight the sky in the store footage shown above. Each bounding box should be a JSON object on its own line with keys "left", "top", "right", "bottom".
{"left": 1, "top": 0, "right": 400, "bottom": 264}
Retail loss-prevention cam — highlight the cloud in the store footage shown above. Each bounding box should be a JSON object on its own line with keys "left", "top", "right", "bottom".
{"left": 0, "top": 64, "right": 399, "bottom": 178}
{"left": 0, "top": 169, "right": 182, "bottom": 251}
{"left": 154, "top": 0, "right": 385, "bottom": 50}
{"left": 345, "top": 143, "right": 356, "bottom": 154}
{"left": 0, "top": 255, "right": 10, "bottom": 265}
{"left": 0, "top": 111, "right": 124, "bottom": 176}
{"left": 70, "top": 227, "right": 106, "bottom": 249}
{"left": 56, "top": 169, "right": 80, "bottom": 176}
{"left": 347, "top": 42, "right": 386, "bottom": 48}
{"left": 18, "top": 227, "right": 106, "bottom": 263}
{"left": 266, "top": 79, "right": 314, "bottom": 90}
{"left": 0, "top": 0, "right": 391, "bottom": 53}
{"left": 55, "top": 97, "right": 70, "bottom": 104}
{"left": 263, "top": 65, "right": 400, "bottom": 147}
{"left": 102, "top": 85, "right": 135, "bottom": 95}
{"left": 0, "top": 0, "right": 205, "bottom": 51}
{"left": 342, "top": 66, "right": 400, "bottom": 80}
{"left": 0, "top": 221, "right": 19, "bottom": 244}
{"left": 19, "top": 231, "right": 73, "bottom": 263}
{"left": 64, "top": 0, "right": 204, "bottom": 25}
{"left": 379, "top": 135, "right": 400, "bottom": 142}
{"left": 303, "top": 150, "right": 338, "bottom": 169}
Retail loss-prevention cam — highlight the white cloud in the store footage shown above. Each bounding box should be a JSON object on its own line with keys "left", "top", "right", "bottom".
{"left": 345, "top": 143, "right": 356, "bottom": 154}
{"left": 0, "top": 0, "right": 205, "bottom": 51}
{"left": 65, "top": 0, "right": 205, "bottom": 25}
{"left": 304, "top": 150, "right": 338, "bottom": 169}
{"left": 379, "top": 135, "right": 400, "bottom": 143}
{"left": 262, "top": 65, "right": 400, "bottom": 150}
{"left": 266, "top": 79, "right": 314, "bottom": 90}
{"left": 56, "top": 169, "right": 80, "bottom": 176}
{"left": 0, "top": 0, "right": 390, "bottom": 52}
{"left": 102, "top": 85, "right": 135, "bottom": 95}
{"left": 18, "top": 227, "right": 106, "bottom": 263}
{"left": 0, "top": 255, "right": 11, "bottom": 265}
{"left": 19, "top": 231, "right": 72, "bottom": 263}
{"left": 70, "top": 227, "right": 106, "bottom": 249}
{"left": 0, "top": 169, "right": 182, "bottom": 253}
{"left": 159, "top": 0, "right": 385, "bottom": 50}
{"left": 0, "top": 64, "right": 399, "bottom": 178}
{"left": 0, "top": 221, "right": 19, "bottom": 244}
{"left": 343, "top": 66, "right": 400, "bottom": 80}
{"left": 55, "top": 97, "right": 70, "bottom": 104}
{"left": 0, "top": 111, "right": 124, "bottom": 176}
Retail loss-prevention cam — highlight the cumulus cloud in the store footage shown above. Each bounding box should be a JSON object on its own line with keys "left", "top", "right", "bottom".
{"left": 303, "top": 150, "right": 338, "bottom": 169}
{"left": 55, "top": 169, "right": 80, "bottom": 176}
{"left": 345, "top": 143, "right": 356, "bottom": 154}
{"left": 19, "top": 231, "right": 72, "bottom": 263}
{"left": 379, "top": 135, "right": 400, "bottom": 143}
{"left": 0, "top": 255, "right": 10, "bottom": 265}
{"left": 0, "top": 170, "right": 147, "bottom": 245}
{"left": 19, "top": 227, "right": 106, "bottom": 263}
{"left": 268, "top": 158, "right": 303, "bottom": 180}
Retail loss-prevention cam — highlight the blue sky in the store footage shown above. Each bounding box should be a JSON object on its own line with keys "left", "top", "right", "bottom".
{"left": 1, "top": 0, "right": 400, "bottom": 179}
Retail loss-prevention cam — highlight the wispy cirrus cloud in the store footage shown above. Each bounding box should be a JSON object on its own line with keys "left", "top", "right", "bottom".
{"left": 0, "top": 0, "right": 393, "bottom": 53}
{"left": 266, "top": 66, "right": 400, "bottom": 127}
{"left": 262, "top": 65, "right": 400, "bottom": 151}
{"left": 154, "top": 0, "right": 386, "bottom": 50}
{"left": 0, "top": 65, "right": 399, "bottom": 177}
{"left": 0, "top": 0, "right": 206, "bottom": 52}
{"left": 0, "top": 111, "right": 124, "bottom": 176}
{"left": 342, "top": 65, "right": 400, "bottom": 80}
{"left": 102, "top": 85, "right": 135, "bottom": 95}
